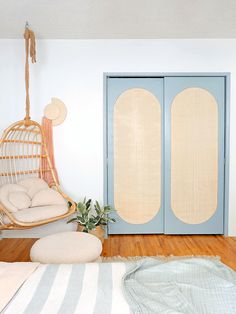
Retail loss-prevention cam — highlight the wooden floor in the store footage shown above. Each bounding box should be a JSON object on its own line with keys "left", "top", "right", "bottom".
{"left": 1, "top": 235, "right": 236, "bottom": 270}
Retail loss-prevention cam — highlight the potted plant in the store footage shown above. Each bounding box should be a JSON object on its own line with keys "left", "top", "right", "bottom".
{"left": 67, "top": 198, "right": 116, "bottom": 243}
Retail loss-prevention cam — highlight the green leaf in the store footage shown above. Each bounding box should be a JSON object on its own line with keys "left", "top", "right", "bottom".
{"left": 95, "top": 201, "right": 101, "bottom": 210}
{"left": 78, "top": 217, "right": 85, "bottom": 224}
{"left": 102, "top": 206, "right": 114, "bottom": 214}
{"left": 77, "top": 202, "right": 87, "bottom": 214}
{"left": 67, "top": 217, "right": 78, "bottom": 224}
{"left": 86, "top": 199, "right": 92, "bottom": 209}
{"left": 87, "top": 222, "right": 96, "bottom": 230}
{"left": 94, "top": 207, "right": 100, "bottom": 214}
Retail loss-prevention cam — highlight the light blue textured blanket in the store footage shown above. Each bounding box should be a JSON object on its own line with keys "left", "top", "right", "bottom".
{"left": 123, "top": 257, "right": 236, "bottom": 314}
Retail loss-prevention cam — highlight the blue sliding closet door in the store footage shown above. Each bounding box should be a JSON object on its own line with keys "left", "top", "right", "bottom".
{"left": 106, "top": 75, "right": 225, "bottom": 235}
{"left": 107, "top": 78, "right": 164, "bottom": 234}
{"left": 164, "top": 77, "right": 225, "bottom": 234}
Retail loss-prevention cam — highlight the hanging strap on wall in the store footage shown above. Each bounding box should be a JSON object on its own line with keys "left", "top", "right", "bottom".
{"left": 23, "top": 23, "right": 36, "bottom": 122}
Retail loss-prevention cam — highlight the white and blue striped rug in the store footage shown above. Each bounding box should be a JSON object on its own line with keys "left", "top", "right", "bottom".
{"left": 3, "top": 262, "right": 131, "bottom": 314}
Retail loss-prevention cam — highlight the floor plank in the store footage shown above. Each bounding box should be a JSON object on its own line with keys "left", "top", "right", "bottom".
{"left": 0, "top": 235, "right": 236, "bottom": 270}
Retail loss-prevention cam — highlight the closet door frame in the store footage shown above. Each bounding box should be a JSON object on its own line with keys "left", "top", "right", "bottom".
{"left": 104, "top": 72, "right": 230, "bottom": 235}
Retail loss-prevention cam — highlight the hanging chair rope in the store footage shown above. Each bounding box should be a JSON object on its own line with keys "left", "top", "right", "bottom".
{"left": 24, "top": 26, "right": 36, "bottom": 122}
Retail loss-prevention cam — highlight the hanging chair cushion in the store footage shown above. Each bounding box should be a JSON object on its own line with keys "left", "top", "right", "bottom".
{"left": 3, "top": 205, "right": 68, "bottom": 224}
{"left": 18, "top": 178, "right": 49, "bottom": 198}
{"left": 0, "top": 178, "right": 69, "bottom": 224}
{"left": 8, "top": 191, "right": 31, "bottom": 210}
{"left": 31, "top": 188, "right": 66, "bottom": 207}
{"left": 0, "top": 184, "right": 29, "bottom": 213}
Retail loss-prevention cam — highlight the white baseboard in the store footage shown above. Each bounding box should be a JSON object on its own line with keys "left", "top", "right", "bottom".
{"left": 1, "top": 219, "right": 77, "bottom": 238}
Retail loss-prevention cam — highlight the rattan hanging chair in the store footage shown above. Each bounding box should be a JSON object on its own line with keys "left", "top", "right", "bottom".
{"left": 0, "top": 26, "right": 76, "bottom": 230}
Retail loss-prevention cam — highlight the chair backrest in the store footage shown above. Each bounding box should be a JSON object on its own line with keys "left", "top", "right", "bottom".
{"left": 0, "top": 119, "right": 57, "bottom": 186}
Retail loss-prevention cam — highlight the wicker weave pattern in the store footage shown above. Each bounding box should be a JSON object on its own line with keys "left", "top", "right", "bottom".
{"left": 171, "top": 88, "right": 218, "bottom": 224}
{"left": 114, "top": 88, "right": 161, "bottom": 224}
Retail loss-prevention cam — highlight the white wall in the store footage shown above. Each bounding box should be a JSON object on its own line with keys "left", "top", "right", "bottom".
{"left": 0, "top": 39, "right": 236, "bottom": 236}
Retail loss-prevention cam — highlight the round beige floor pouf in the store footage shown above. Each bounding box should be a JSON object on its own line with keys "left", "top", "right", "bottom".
{"left": 30, "top": 231, "right": 102, "bottom": 264}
